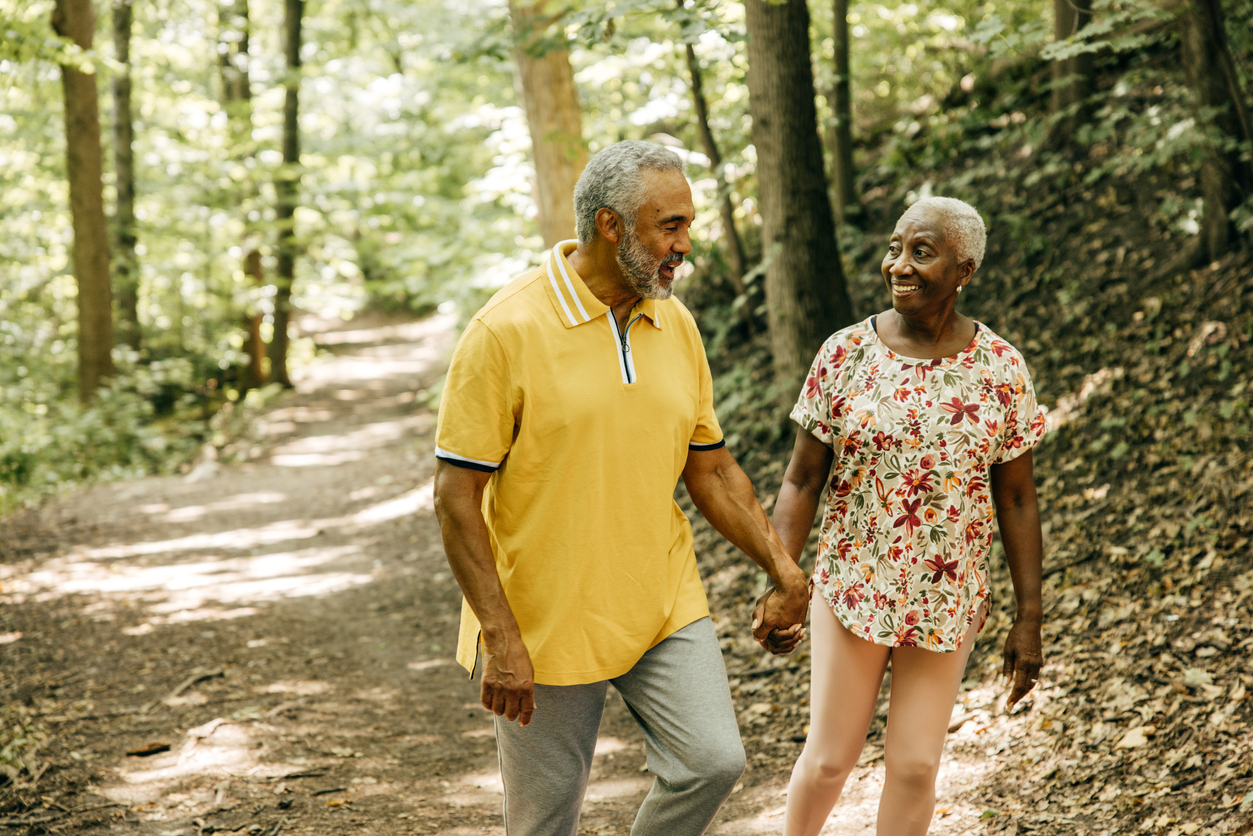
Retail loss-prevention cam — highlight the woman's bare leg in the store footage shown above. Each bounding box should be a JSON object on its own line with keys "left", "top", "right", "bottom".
{"left": 875, "top": 613, "right": 983, "bottom": 836}
{"left": 783, "top": 600, "right": 890, "bottom": 836}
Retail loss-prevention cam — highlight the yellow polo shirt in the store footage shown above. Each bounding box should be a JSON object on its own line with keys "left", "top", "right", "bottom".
{"left": 436, "top": 240, "right": 724, "bottom": 686}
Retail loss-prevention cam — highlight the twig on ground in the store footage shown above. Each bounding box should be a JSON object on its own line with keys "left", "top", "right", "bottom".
{"left": 270, "top": 768, "right": 327, "bottom": 780}
{"left": 0, "top": 801, "right": 124, "bottom": 828}
{"left": 166, "top": 668, "right": 226, "bottom": 701}
{"left": 1043, "top": 549, "right": 1100, "bottom": 578}
{"left": 948, "top": 710, "right": 982, "bottom": 733}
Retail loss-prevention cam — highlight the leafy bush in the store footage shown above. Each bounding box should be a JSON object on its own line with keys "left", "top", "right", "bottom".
{"left": 0, "top": 703, "right": 46, "bottom": 787}
{"left": 0, "top": 357, "right": 237, "bottom": 514}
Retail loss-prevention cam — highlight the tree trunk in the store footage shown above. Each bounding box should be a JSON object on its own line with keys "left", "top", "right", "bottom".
{"left": 52, "top": 0, "right": 114, "bottom": 402}
{"left": 218, "top": 0, "right": 266, "bottom": 393}
{"left": 508, "top": 0, "right": 587, "bottom": 247}
{"left": 111, "top": 0, "right": 140, "bottom": 350}
{"left": 829, "top": 0, "right": 861, "bottom": 226}
{"left": 1178, "top": 0, "right": 1253, "bottom": 261}
{"left": 745, "top": 0, "right": 853, "bottom": 396}
{"left": 242, "top": 250, "right": 266, "bottom": 390}
{"left": 1047, "top": 0, "right": 1094, "bottom": 145}
{"left": 267, "top": 0, "right": 302, "bottom": 388}
{"left": 683, "top": 37, "right": 747, "bottom": 294}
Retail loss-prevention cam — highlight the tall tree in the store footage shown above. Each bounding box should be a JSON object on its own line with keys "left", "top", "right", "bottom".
{"left": 111, "top": 0, "right": 140, "bottom": 350}
{"left": 268, "top": 0, "right": 303, "bottom": 388}
{"left": 219, "top": 0, "right": 265, "bottom": 393}
{"left": 745, "top": 0, "right": 853, "bottom": 394}
{"left": 828, "top": 0, "right": 860, "bottom": 226}
{"left": 508, "top": 0, "right": 587, "bottom": 248}
{"left": 1178, "top": 0, "right": 1253, "bottom": 261}
{"left": 52, "top": 0, "right": 115, "bottom": 401}
{"left": 682, "top": 32, "right": 747, "bottom": 295}
{"left": 1047, "top": 0, "right": 1095, "bottom": 146}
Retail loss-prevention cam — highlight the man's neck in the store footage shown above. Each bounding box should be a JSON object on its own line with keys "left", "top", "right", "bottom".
{"left": 568, "top": 242, "right": 641, "bottom": 326}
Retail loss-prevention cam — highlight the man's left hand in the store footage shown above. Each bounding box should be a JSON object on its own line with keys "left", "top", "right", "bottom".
{"left": 752, "top": 581, "right": 809, "bottom": 655}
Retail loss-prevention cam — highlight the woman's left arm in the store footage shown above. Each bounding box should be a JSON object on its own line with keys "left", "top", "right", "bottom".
{"left": 990, "top": 449, "right": 1044, "bottom": 708}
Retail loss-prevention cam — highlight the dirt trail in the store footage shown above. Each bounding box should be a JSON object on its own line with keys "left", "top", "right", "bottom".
{"left": 1, "top": 314, "right": 1051, "bottom": 835}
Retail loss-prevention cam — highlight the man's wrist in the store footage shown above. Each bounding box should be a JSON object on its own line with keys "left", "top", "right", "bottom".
{"left": 770, "top": 561, "right": 808, "bottom": 596}
{"left": 479, "top": 618, "right": 523, "bottom": 645}
{"left": 1014, "top": 605, "right": 1043, "bottom": 625}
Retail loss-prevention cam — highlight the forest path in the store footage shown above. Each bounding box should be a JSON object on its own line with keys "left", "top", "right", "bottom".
{"left": 2, "top": 313, "right": 1005, "bottom": 836}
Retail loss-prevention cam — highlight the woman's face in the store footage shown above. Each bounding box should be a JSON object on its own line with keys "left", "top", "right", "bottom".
{"left": 880, "top": 208, "right": 973, "bottom": 316}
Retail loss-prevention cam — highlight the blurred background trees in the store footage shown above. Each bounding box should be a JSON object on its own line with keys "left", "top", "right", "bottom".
{"left": 1, "top": 0, "right": 1251, "bottom": 511}
{"left": 50, "top": 0, "right": 114, "bottom": 401}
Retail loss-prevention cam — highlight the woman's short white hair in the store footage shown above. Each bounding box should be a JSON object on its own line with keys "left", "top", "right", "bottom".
{"left": 574, "top": 141, "right": 686, "bottom": 244}
{"left": 900, "top": 197, "right": 987, "bottom": 270}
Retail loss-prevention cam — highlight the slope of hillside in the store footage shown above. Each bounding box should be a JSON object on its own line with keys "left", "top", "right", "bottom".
{"left": 682, "top": 143, "right": 1253, "bottom": 833}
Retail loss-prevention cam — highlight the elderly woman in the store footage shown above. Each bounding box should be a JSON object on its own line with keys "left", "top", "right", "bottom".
{"left": 763, "top": 197, "right": 1047, "bottom": 835}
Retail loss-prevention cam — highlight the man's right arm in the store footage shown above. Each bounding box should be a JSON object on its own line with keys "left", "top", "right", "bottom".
{"left": 433, "top": 460, "right": 535, "bottom": 726}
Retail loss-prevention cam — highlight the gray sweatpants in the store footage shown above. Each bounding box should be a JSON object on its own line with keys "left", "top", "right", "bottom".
{"left": 492, "top": 617, "right": 745, "bottom": 836}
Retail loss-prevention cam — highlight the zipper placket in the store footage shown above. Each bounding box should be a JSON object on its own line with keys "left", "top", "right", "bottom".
{"left": 608, "top": 312, "right": 644, "bottom": 383}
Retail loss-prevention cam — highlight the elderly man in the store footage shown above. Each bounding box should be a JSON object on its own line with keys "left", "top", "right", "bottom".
{"left": 433, "top": 140, "right": 809, "bottom": 835}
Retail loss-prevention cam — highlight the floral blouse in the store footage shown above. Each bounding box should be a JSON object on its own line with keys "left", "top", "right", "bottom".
{"left": 791, "top": 317, "right": 1047, "bottom": 652}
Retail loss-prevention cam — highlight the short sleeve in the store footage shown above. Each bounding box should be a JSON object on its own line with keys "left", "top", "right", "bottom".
{"left": 790, "top": 344, "right": 836, "bottom": 447}
{"left": 435, "top": 319, "right": 517, "bottom": 472}
{"left": 688, "top": 330, "right": 724, "bottom": 451}
{"left": 992, "top": 368, "right": 1047, "bottom": 464}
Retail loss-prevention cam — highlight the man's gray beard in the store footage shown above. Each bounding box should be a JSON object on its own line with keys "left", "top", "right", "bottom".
{"left": 616, "top": 228, "right": 674, "bottom": 301}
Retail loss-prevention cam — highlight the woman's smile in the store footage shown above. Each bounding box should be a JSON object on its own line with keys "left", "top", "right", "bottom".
{"left": 890, "top": 278, "right": 922, "bottom": 298}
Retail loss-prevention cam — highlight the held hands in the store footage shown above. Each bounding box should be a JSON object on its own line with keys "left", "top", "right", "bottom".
{"left": 1002, "top": 616, "right": 1044, "bottom": 709}
{"left": 751, "top": 579, "right": 810, "bottom": 656}
{"left": 480, "top": 631, "right": 536, "bottom": 727}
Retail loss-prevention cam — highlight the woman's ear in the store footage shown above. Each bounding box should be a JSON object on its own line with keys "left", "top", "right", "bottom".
{"left": 959, "top": 259, "right": 976, "bottom": 284}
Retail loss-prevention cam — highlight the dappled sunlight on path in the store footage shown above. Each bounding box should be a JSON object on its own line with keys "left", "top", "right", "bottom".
{"left": 0, "top": 315, "right": 449, "bottom": 634}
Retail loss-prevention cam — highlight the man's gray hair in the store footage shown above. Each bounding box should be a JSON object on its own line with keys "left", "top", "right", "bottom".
{"left": 901, "top": 196, "right": 987, "bottom": 270}
{"left": 574, "top": 141, "right": 686, "bottom": 244}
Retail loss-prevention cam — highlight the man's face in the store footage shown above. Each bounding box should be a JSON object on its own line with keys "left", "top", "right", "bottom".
{"left": 617, "top": 169, "right": 694, "bottom": 300}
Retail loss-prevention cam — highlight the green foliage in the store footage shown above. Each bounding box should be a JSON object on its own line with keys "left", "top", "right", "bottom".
{"left": 567, "top": 0, "right": 737, "bottom": 48}
{"left": 1, "top": 0, "right": 538, "bottom": 512}
{"left": 0, "top": 0, "right": 96, "bottom": 71}
{"left": 0, "top": 703, "right": 46, "bottom": 786}
{"left": 0, "top": 354, "right": 206, "bottom": 514}
{"left": 969, "top": 10, "right": 1049, "bottom": 59}
{"left": 1, "top": 0, "right": 1248, "bottom": 516}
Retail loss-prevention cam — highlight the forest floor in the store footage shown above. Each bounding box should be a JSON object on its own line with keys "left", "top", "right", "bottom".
{"left": 1, "top": 304, "right": 1251, "bottom": 836}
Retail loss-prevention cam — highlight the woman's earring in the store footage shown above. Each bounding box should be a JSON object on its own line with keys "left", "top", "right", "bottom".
{"left": 957, "top": 285, "right": 964, "bottom": 293}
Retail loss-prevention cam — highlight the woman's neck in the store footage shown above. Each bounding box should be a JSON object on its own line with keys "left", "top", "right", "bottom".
{"left": 877, "top": 308, "right": 975, "bottom": 360}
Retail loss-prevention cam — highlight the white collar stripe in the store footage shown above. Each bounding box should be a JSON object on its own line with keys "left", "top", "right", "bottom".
{"left": 552, "top": 242, "right": 590, "bottom": 323}
{"left": 545, "top": 255, "right": 579, "bottom": 328}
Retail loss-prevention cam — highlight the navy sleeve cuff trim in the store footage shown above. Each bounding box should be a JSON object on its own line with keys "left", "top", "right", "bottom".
{"left": 437, "top": 455, "right": 499, "bottom": 473}
{"left": 688, "top": 439, "right": 727, "bottom": 451}
{"left": 435, "top": 447, "right": 502, "bottom": 472}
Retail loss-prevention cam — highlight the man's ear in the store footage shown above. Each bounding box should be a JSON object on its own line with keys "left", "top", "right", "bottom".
{"left": 595, "top": 207, "right": 623, "bottom": 245}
